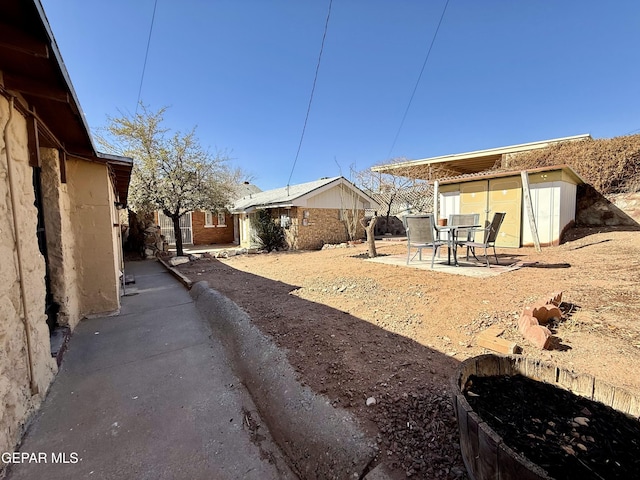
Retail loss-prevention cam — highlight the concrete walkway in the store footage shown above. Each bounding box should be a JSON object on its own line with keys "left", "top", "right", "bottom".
{"left": 7, "top": 260, "right": 295, "bottom": 480}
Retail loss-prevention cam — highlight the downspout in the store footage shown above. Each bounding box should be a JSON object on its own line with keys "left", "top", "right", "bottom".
{"left": 3, "top": 96, "right": 39, "bottom": 395}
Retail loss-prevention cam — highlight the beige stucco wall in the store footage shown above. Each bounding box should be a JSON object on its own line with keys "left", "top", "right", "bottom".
{"left": 0, "top": 97, "right": 57, "bottom": 463}
{"left": 66, "top": 157, "right": 120, "bottom": 315}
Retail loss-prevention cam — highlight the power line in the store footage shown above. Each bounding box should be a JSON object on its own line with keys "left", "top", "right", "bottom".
{"left": 135, "top": 0, "right": 159, "bottom": 115}
{"left": 287, "top": 0, "right": 333, "bottom": 187}
{"left": 387, "top": 0, "right": 450, "bottom": 159}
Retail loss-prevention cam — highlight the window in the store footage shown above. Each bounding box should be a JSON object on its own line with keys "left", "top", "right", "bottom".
{"left": 217, "top": 212, "right": 226, "bottom": 227}
{"left": 205, "top": 211, "right": 214, "bottom": 227}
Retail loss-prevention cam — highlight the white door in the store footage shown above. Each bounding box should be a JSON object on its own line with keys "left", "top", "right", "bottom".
{"left": 439, "top": 191, "right": 460, "bottom": 220}
{"left": 522, "top": 182, "right": 561, "bottom": 246}
{"left": 158, "top": 211, "right": 193, "bottom": 245}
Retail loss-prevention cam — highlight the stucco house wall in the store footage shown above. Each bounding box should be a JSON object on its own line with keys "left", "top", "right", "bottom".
{"left": 1, "top": 97, "right": 128, "bottom": 462}
{"left": 0, "top": 96, "right": 58, "bottom": 458}
{"left": 66, "top": 158, "right": 121, "bottom": 315}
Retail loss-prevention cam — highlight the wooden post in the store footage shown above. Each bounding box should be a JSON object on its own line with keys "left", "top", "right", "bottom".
{"left": 520, "top": 171, "right": 541, "bottom": 253}
{"left": 58, "top": 149, "right": 67, "bottom": 183}
{"left": 26, "top": 115, "right": 41, "bottom": 167}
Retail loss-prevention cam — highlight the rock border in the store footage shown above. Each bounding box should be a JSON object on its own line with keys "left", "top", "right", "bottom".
{"left": 189, "top": 280, "right": 377, "bottom": 479}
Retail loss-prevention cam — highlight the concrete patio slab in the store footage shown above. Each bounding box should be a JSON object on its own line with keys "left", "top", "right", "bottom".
{"left": 366, "top": 253, "right": 522, "bottom": 278}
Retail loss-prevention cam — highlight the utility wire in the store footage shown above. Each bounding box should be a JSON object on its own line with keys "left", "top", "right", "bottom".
{"left": 135, "top": 0, "right": 159, "bottom": 115}
{"left": 287, "top": 0, "right": 333, "bottom": 188}
{"left": 387, "top": 0, "right": 450, "bottom": 159}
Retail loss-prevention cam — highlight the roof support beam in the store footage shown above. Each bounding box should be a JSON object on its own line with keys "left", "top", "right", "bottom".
{"left": 59, "top": 149, "right": 67, "bottom": 183}
{"left": 26, "top": 113, "right": 40, "bottom": 167}
{"left": 0, "top": 23, "right": 49, "bottom": 58}
{"left": 3, "top": 71, "right": 69, "bottom": 103}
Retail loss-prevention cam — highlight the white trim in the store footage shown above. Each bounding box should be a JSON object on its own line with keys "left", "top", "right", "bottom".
{"left": 204, "top": 211, "right": 214, "bottom": 227}
{"left": 372, "top": 134, "right": 592, "bottom": 173}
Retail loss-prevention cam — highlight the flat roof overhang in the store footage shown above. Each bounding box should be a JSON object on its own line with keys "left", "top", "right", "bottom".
{"left": 437, "top": 164, "right": 585, "bottom": 186}
{"left": 372, "top": 134, "right": 591, "bottom": 181}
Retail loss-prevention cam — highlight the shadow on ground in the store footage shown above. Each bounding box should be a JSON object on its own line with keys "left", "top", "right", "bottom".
{"left": 178, "top": 257, "right": 468, "bottom": 479}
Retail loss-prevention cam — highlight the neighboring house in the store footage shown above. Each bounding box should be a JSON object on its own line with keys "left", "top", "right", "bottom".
{"left": 157, "top": 210, "right": 235, "bottom": 246}
{"left": 372, "top": 135, "right": 592, "bottom": 247}
{"left": 231, "top": 176, "right": 379, "bottom": 250}
{"left": 0, "top": 0, "right": 132, "bottom": 462}
{"left": 156, "top": 182, "right": 262, "bottom": 246}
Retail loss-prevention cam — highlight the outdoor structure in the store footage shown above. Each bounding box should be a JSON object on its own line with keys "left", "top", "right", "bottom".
{"left": 438, "top": 166, "right": 584, "bottom": 247}
{"left": 372, "top": 135, "right": 592, "bottom": 247}
{"left": 0, "top": 0, "right": 132, "bottom": 463}
{"left": 371, "top": 134, "right": 591, "bottom": 181}
{"left": 231, "top": 176, "right": 379, "bottom": 250}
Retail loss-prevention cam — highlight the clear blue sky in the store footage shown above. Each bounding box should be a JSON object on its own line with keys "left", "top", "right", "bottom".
{"left": 41, "top": 0, "right": 640, "bottom": 190}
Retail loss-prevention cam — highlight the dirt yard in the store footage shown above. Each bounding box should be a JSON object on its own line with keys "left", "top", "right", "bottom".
{"left": 175, "top": 226, "right": 640, "bottom": 479}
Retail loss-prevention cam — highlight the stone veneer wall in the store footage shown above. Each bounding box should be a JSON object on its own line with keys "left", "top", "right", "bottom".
{"left": 191, "top": 211, "right": 234, "bottom": 245}
{"left": 0, "top": 97, "right": 57, "bottom": 463}
{"left": 39, "top": 147, "right": 81, "bottom": 328}
{"left": 285, "top": 207, "right": 365, "bottom": 250}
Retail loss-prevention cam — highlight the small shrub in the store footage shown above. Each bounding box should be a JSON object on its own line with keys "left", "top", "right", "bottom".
{"left": 252, "top": 210, "right": 286, "bottom": 252}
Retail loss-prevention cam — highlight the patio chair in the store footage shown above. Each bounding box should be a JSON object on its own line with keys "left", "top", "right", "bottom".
{"left": 448, "top": 213, "right": 480, "bottom": 247}
{"left": 404, "top": 214, "right": 445, "bottom": 268}
{"left": 461, "top": 212, "right": 506, "bottom": 267}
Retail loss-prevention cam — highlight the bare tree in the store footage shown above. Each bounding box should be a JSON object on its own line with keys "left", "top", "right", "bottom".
{"left": 338, "top": 183, "right": 360, "bottom": 242}
{"left": 97, "top": 104, "right": 242, "bottom": 256}
{"left": 354, "top": 158, "right": 433, "bottom": 232}
{"left": 360, "top": 215, "right": 377, "bottom": 258}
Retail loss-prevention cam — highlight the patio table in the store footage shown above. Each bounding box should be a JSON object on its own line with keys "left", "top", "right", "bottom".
{"left": 435, "top": 224, "right": 481, "bottom": 266}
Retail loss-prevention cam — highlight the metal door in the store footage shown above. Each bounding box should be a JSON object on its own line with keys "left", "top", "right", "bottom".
{"left": 158, "top": 211, "right": 193, "bottom": 245}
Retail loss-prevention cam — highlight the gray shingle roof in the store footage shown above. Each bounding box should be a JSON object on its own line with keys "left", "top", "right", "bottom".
{"left": 231, "top": 177, "right": 341, "bottom": 212}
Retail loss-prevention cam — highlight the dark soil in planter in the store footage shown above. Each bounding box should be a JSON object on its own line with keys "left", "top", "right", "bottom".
{"left": 463, "top": 374, "right": 640, "bottom": 479}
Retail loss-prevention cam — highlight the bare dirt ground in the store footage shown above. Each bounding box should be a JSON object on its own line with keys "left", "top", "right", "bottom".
{"left": 176, "top": 226, "right": 640, "bottom": 479}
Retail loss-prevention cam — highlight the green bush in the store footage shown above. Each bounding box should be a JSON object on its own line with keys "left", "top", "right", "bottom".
{"left": 252, "top": 210, "right": 286, "bottom": 252}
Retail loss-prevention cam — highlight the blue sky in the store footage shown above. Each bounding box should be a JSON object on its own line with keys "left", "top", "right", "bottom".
{"left": 41, "top": 0, "right": 640, "bottom": 190}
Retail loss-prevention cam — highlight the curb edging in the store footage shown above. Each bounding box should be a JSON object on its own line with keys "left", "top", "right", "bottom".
{"left": 156, "top": 257, "right": 193, "bottom": 289}
{"left": 189, "top": 281, "right": 377, "bottom": 480}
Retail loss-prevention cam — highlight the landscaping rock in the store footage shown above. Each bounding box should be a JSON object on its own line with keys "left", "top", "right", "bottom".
{"left": 168, "top": 256, "right": 190, "bottom": 266}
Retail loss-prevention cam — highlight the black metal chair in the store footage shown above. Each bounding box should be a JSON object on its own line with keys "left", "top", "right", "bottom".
{"left": 404, "top": 214, "right": 445, "bottom": 268}
{"left": 461, "top": 212, "right": 506, "bottom": 267}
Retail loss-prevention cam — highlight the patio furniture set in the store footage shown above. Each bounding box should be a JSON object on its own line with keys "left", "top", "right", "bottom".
{"left": 403, "top": 212, "right": 506, "bottom": 268}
